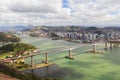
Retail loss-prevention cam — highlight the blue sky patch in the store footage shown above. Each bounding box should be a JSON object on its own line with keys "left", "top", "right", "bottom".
{"left": 62, "top": 0, "right": 69, "bottom": 8}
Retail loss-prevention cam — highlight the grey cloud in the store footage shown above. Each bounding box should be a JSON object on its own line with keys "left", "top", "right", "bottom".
{"left": 9, "top": 2, "right": 57, "bottom": 13}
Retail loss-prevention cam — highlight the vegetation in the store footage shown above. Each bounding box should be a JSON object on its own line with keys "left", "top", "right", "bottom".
{"left": 28, "top": 26, "right": 82, "bottom": 32}
{"left": 0, "top": 63, "right": 60, "bottom": 80}
{"left": 0, "top": 41, "right": 60, "bottom": 80}
{"left": 0, "top": 43, "right": 36, "bottom": 53}
{"left": 51, "top": 32, "right": 59, "bottom": 37}
{"left": 0, "top": 32, "right": 20, "bottom": 42}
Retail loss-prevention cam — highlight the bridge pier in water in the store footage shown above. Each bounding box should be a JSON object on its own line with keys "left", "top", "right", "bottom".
{"left": 69, "top": 50, "right": 72, "bottom": 58}
{"left": 114, "top": 41, "right": 117, "bottom": 48}
{"left": 110, "top": 42, "right": 112, "bottom": 49}
{"left": 116, "top": 41, "right": 120, "bottom": 48}
{"left": 108, "top": 39, "right": 120, "bottom": 50}
{"left": 117, "top": 41, "right": 120, "bottom": 47}
{"left": 93, "top": 44, "right": 96, "bottom": 53}
{"left": 104, "top": 42, "right": 108, "bottom": 50}
{"left": 45, "top": 53, "right": 48, "bottom": 64}
{"left": 31, "top": 56, "right": 34, "bottom": 68}
{"left": 65, "top": 49, "right": 74, "bottom": 60}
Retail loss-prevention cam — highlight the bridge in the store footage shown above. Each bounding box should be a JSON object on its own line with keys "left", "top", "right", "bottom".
{"left": 0, "top": 39, "right": 120, "bottom": 70}
{"left": 104, "top": 39, "right": 120, "bottom": 50}
{"left": 0, "top": 44, "right": 83, "bottom": 70}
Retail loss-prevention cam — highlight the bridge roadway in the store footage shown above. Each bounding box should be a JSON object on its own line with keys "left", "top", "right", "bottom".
{"left": 0, "top": 44, "right": 85, "bottom": 70}
{"left": 0, "top": 39, "right": 120, "bottom": 70}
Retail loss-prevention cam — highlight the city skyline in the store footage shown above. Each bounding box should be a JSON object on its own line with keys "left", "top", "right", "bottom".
{"left": 0, "top": 0, "right": 120, "bottom": 27}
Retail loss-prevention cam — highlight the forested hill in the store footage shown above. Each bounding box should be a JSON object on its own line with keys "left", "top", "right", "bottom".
{"left": 26, "top": 26, "right": 120, "bottom": 33}
{"left": 0, "top": 32, "right": 20, "bottom": 42}
{"left": 0, "top": 43, "right": 36, "bottom": 53}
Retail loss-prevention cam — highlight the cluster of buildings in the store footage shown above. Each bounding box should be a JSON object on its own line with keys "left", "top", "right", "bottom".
{"left": 53, "top": 32, "right": 120, "bottom": 43}
{"left": 14, "top": 29, "right": 120, "bottom": 43}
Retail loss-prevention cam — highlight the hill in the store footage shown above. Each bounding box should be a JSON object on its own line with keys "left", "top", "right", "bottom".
{"left": 26, "top": 26, "right": 120, "bottom": 34}
{"left": 0, "top": 63, "right": 58, "bottom": 80}
{"left": 0, "top": 73, "right": 18, "bottom": 80}
{"left": 0, "top": 25, "right": 35, "bottom": 32}
{"left": 0, "top": 43, "right": 36, "bottom": 53}
{"left": 0, "top": 32, "right": 20, "bottom": 42}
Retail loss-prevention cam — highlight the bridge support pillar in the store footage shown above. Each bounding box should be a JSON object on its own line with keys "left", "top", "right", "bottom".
{"left": 114, "top": 42, "right": 116, "bottom": 48}
{"left": 93, "top": 45, "right": 95, "bottom": 53}
{"left": 104, "top": 42, "right": 108, "bottom": 50}
{"left": 69, "top": 50, "right": 72, "bottom": 58}
{"left": 31, "top": 56, "right": 34, "bottom": 68}
{"left": 116, "top": 41, "right": 119, "bottom": 47}
{"left": 45, "top": 53, "right": 48, "bottom": 64}
{"left": 117, "top": 42, "right": 120, "bottom": 47}
{"left": 114, "top": 42, "right": 117, "bottom": 48}
{"left": 110, "top": 42, "right": 112, "bottom": 49}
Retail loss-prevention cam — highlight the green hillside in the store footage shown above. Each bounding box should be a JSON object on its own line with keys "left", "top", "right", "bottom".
{"left": 0, "top": 43, "right": 36, "bottom": 53}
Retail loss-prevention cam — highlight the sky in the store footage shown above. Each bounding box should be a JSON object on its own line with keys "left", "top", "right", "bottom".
{"left": 0, "top": 0, "right": 120, "bottom": 26}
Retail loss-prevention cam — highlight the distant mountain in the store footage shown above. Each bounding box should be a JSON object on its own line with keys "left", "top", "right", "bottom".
{"left": 26, "top": 26, "right": 120, "bottom": 34}
{"left": 0, "top": 25, "right": 35, "bottom": 32}
{"left": 103, "top": 27, "right": 120, "bottom": 32}
{"left": 29, "top": 26, "right": 85, "bottom": 32}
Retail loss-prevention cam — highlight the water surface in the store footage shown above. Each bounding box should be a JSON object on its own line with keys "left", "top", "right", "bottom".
{"left": 21, "top": 36, "right": 120, "bottom": 80}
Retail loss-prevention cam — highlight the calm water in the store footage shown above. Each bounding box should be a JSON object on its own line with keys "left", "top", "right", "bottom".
{"left": 21, "top": 36, "right": 120, "bottom": 80}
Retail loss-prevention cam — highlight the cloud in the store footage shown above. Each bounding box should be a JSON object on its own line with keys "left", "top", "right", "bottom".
{"left": 9, "top": 0, "right": 60, "bottom": 13}
{"left": 68, "top": 0, "right": 120, "bottom": 24}
{"left": 0, "top": 0, "right": 120, "bottom": 26}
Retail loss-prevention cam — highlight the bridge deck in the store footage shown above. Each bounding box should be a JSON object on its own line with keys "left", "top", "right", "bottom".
{"left": 22, "top": 62, "right": 53, "bottom": 71}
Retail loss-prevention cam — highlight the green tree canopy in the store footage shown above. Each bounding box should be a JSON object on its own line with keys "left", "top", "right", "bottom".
{"left": 0, "top": 43, "right": 36, "bottom": 53}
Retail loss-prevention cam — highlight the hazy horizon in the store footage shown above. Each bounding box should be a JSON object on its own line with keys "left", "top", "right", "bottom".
{"left": 0, "top": 24, "right": 120, "bottom": 28}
